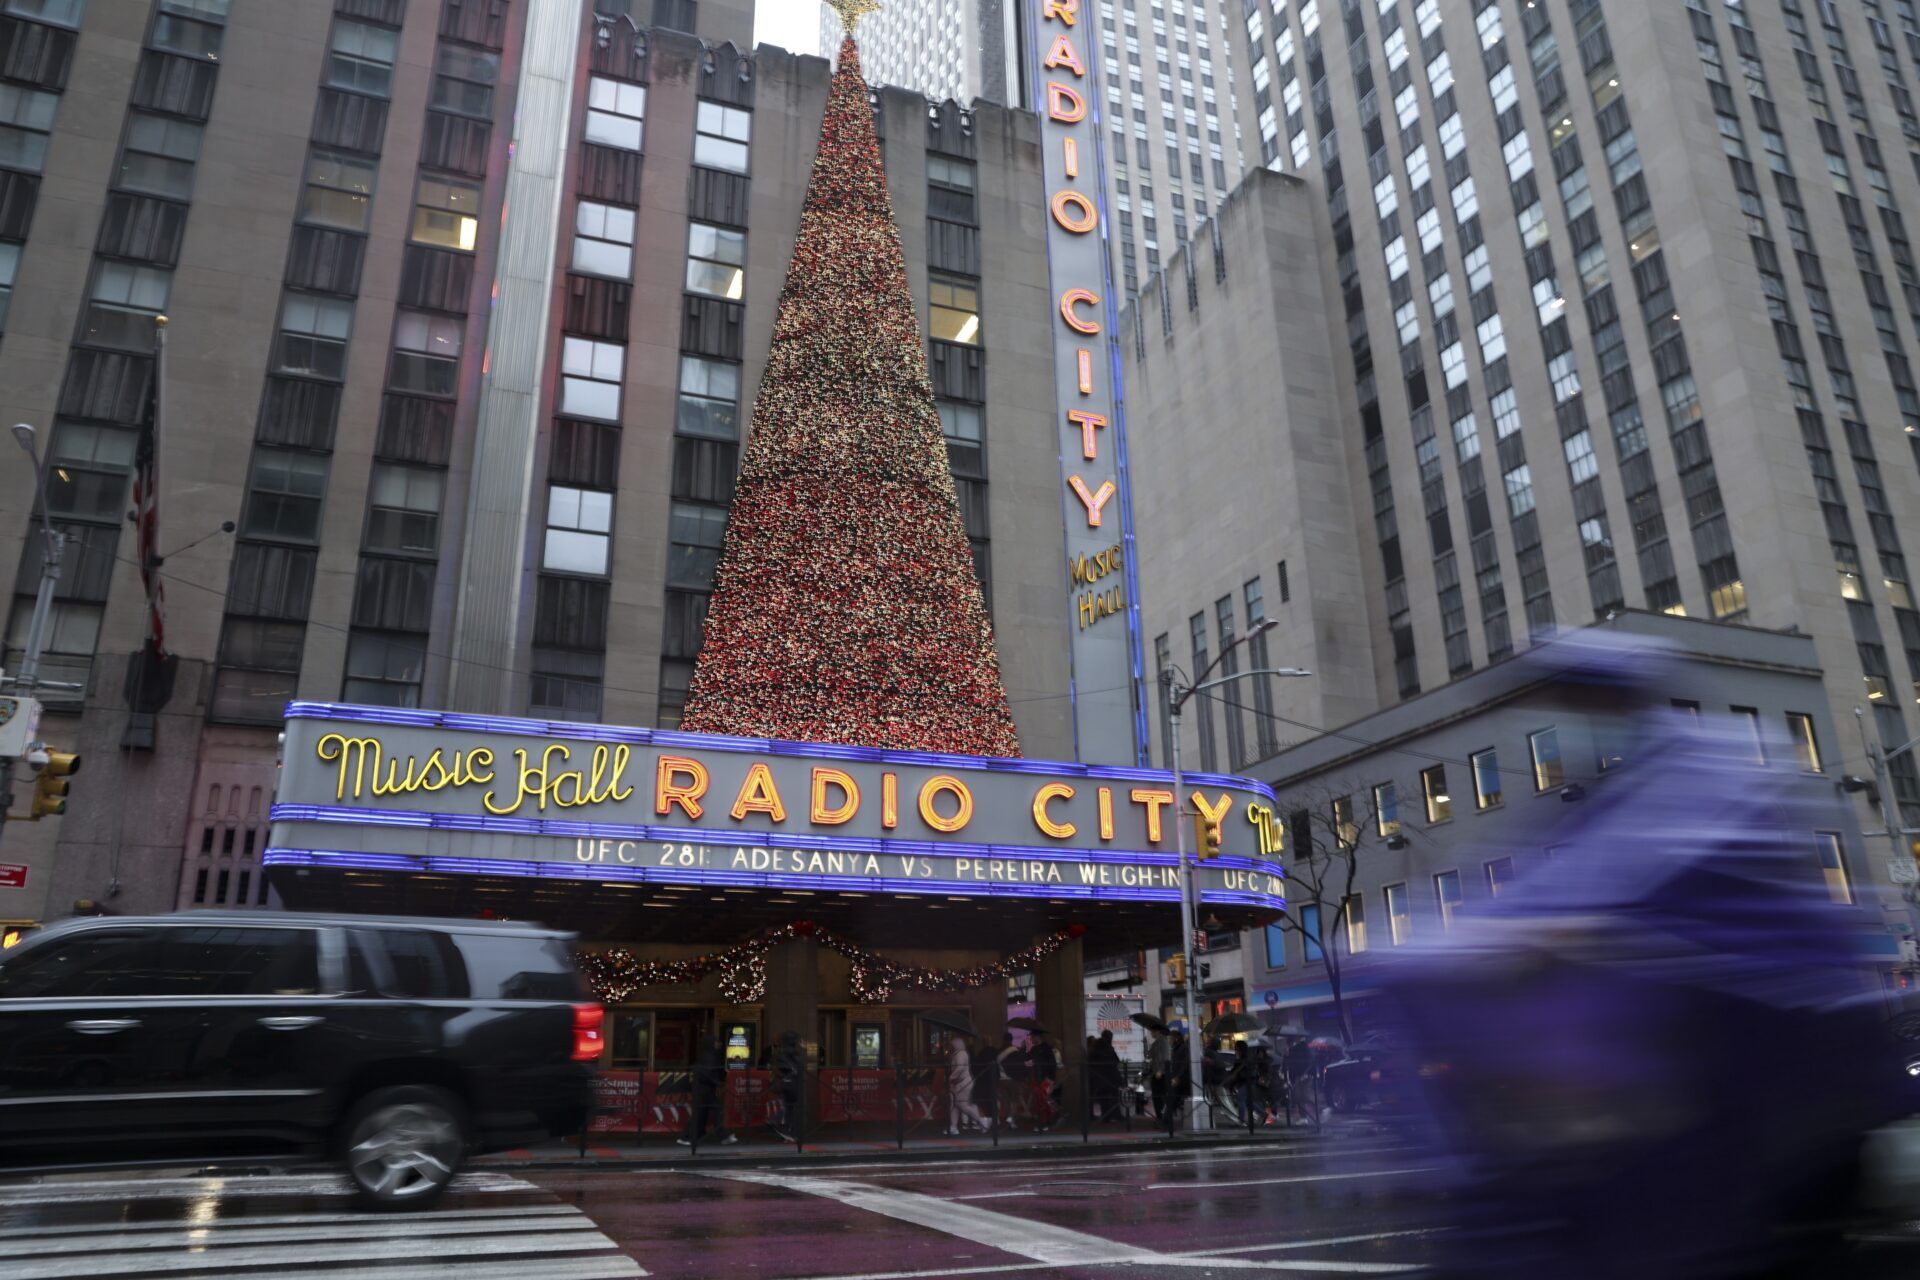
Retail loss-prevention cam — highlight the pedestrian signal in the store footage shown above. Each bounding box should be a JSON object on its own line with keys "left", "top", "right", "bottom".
{"left": 29, "top": 750, "right": 79, "bottom": 819}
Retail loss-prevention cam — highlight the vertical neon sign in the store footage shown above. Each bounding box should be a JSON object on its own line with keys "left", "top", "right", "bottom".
{"left": 1027, "top": 0, "right": 1150, "bottom": 766}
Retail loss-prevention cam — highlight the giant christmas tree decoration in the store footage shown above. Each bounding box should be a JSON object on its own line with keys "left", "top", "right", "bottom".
{"left": 679, "top": 33, "right": 1021, "bottom": 757}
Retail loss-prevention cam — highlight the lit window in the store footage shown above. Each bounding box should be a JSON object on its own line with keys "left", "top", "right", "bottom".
{"left": 326, "top": 19, "right": 398, "bottom": 97}
{"left": 686, "top": 221, "right": 745, "bottom": 300}
{"left": 1708, "top": 574, "right": 1746, "bottom": 619}
{"left": 1421, "top": 763, "right": 1451, "bottom": 822}
{"left": 118, "top": 110, "right": 202, "bottom": 198}
{"left": 365, "top": 464, "right": 443, "bottom": 555}
{"left": 83, "top": 261, "right": 170, "bottom": 351}
{"left": 1384, "top": 882, "right": 1410, "bottom": 945}
{"left": 930, "top": 275, "right": 981, "bottom": 344}
{"left": 543, "top": 485, "right": 613, "bottom": 575}
{"left": 1786, "top": 712, "right": 1823, "bottom": 771}
{"left": 1374, "top": 780, "right": 1399, "bottom": 837}
{"left": 274, "top": 293, "right": 353, "bottom": 381}
{"left": 1471, "top": 747, "right": 1502, "bottom": 809}
{"left": 694, "top": 100, "right": 751, "bottom": 173}
{"left": 585, "top": 76, "right": 646, "bottom": 151}
{"left": 412, "top": 177, "right": 481, "bottom": 251}
{"left": 676, "top": 355, "right": 740, "bottom": 439}
{"left": 243, "top": 449, "right": 329, "bottom": 541}
{"left": 560, "top": 336, "right": 624, "bottom": 421}
{"left": 1485, "top": 856, "right": 1514, "bottom": 897}
{"left": 1815, "top": 831, "right": 1852, "bottom": 904}
{"left": 431, "top": 44, "right": 498, "bottom": 118}
{"left": 1434, "top": 869, "right": 1462, "bottom": 928}
{"left": 1343, "top": 894, "right": 1367, "bottom": 954}
{"left": 389, "top": 311, "right": 464, "bottom": 397}
{"left": 1332, "top": 794, "right": 1357, "bottom": 849}
{"left": 301, "top": 150, "right": 376, "bottom": 230}
{"left": 1529, "top": 727, "right": 1564, "bottom": 791}
{"left": 573, "top": 200, "right": 635, "bottom": 278}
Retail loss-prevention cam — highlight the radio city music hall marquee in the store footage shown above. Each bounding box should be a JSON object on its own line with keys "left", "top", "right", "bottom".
{"left": 265, "top": 704, "right": 1286, "bottom": 910}
{"left": 1028, "top": 0, "right": 1150, "bottom": 766}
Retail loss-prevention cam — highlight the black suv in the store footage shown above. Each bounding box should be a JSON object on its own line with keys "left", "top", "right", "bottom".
{"left": 0, "top": 912, "right": 599, "bottom": 1208}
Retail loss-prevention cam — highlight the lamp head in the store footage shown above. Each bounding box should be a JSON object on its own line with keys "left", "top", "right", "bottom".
{"left": 10, "top": 422, "right": 36, "bottom": 455}
{"left": 1248, "top": 616, "right": 1279, "bottom": 639}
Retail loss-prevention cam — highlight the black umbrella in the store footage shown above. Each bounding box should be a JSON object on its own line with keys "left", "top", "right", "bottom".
{"left": 1130, "top": 1012, "right": 1169, "bottom": 1034}
{"left": 919, "top": 1009, "right": 978, "bottom": 1038}
{"left": 1007, "top": 1016, "right": 1049, "bottom": 1033}
{"left": 1205, "top": 1012, "right": 1266, "bottom": 1038}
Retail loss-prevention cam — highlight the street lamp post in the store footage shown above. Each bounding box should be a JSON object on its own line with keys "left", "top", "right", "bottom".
{"left": 1163, "top": 618, "right": 1310, "bottom": 1132}
{"left": 1, "top": 423, "right": 62, "bottom": 832}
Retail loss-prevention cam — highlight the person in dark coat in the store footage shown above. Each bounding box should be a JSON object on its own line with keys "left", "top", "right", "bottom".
{"left": 1089, "top": 1030, "right": 1123, "bottom": 1121}
{"left": 771, "top": 1029, "right": 804, "bottom": 1142}
{"left": 1027, "top": 1029, "right": 1059, "bottom": 1130}
{"left": 678, "top": 1031, "right": 737, "bottom": 1146}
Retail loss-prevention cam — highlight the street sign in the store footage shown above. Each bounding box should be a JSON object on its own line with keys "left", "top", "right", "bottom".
{"left": 0, "top": 863, "right": 27, "bottom": 889}
{"left": 1890, "top": 857, "right": 1919, "bottom": 886}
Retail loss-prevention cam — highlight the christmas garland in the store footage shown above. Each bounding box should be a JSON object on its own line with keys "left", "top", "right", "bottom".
{"left": 577, "top": 921, "right": 1086, "bottom": 1005}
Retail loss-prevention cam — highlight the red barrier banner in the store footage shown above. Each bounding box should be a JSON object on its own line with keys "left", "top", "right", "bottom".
{"left": 642, "top": 1070, "right": 695, "bottom": 1134}
{"left": 817, "top": 1068, "right": 897, "bottom": 1122}
{"left": 723, "top": 1071, "right": 776, "bottom": 1129}
{"left": 591, "top": 1071, "right": 643, "bottom": 1133}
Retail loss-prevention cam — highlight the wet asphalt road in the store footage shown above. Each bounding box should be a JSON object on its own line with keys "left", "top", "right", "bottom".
{"left": 2, "top": 1137, "right": 1919, "bottom": 1278}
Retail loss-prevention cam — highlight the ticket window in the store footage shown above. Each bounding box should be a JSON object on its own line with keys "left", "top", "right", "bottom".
{"left": 724, "top": 1021, "right": 756, "bottom": 1067}
{"left": 852, "top": 1023, "right": 884, "bottom": 1069}
{"left": 611, "top": 1010, "right": 651, "bottom": 1070}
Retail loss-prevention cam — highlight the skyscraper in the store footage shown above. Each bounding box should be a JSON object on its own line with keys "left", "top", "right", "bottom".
{"left": 0, "top": 0, "right": 1074, "bottom": 929}
{"left": 817, "top": 0, "right": 1019, "bottom": 107}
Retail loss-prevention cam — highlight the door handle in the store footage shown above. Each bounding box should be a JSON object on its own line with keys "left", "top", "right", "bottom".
{"left": 66, "top": 1019, "right": 139, "bottom": 1035}
{"left": 257, "top": 1016, "right": 324, "bottom": 1031}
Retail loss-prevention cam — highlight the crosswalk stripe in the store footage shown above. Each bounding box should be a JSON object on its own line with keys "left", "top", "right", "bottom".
{"left": 3, "top": 1228, "right": 632, "bottom": 1279}
{"left": 0, "top": 1171, "right": 535, "bottom": 1207}
{"left": 14, "top": 1212, "right": 597, "bottom": 1254}
{"left": 0, "top": 1201, "right": 577, "bottom": 1240}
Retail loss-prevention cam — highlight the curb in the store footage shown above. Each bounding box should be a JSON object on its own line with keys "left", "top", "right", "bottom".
{"left": 479, "top": 1129, "right": 1332, "bottom": 1173}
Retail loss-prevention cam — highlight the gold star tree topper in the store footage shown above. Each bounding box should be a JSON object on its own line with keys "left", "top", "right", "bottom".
{"left": 827, "top": 0, "right": 882, "bottom": 34}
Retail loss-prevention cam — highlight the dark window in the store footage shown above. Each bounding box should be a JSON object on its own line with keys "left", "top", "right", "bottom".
{"left": 165, "top": 927, "right": 319, "bottom": 995}
{"left": 430, "top": 43, "right": 497, "bottom": 118}
{"left": 451, "top": 934, "right": 585, "bottom": 1000}
{"left": 375, "top": 929, "right": 469, "bottom": 998}
{"left": 0, "top": 930, "right": 163, "bottom": 997}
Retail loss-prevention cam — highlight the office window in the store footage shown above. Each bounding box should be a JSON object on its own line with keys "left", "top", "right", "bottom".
{"left": 365, "top": 464, "right": 443, "bottom": 555}
{"left": 1301, "top": 902, "right": 1323, "bottom": 961}
{"left": 82, "top": 262, "right": 170, "bottom": 351}
{"left": 430, "top": 45, "right": 498, "bottom": 118}
{"left": 1787, "top": 712, "right": 1822, "bottom": 771}
{"left": 152, "top": 7, "right": 223, "bottom": 58}
{"left": 560, "top": 336, "right": 623, "bottom": 421}
{"left": 274, "top": 294, "right": 353, "bottom": 381}
{"left": 1421, "top": 763, "right": 1451, "bottom": 822}
{"left": 667, "top": 502, "right": 728, "bottom": 590}
{"left": 1673, "top": 699, "right": 1701, "bottom": 717}
{"left": 0, "top": 241, "right": 17, "bottom": 331}
{"left": 118, "top": 111, "right": 202, "bottom": 198}
{"left": 1528, "top": 727, "right": 1563, "bottom": 791}
{"left": 327, "top": 20, "right": 398, "bottom": 97}
{"left": 693, "top": 100, "right": 750, "bottom": 173}
{"left": 1343, "top": 894, "right": 1367, "bottom": 953}
{"left": 685, "top": 221, "right": 745, "bottom": 300}
{"left": 43, "top": 422, "right": 133, "bottom": 519}
{"left": 1374, "top": 780, "right": 1400, "bottom": 836}
{"left": 1471, "top": 748, "right": 1502, "bottom": 809}
{"left": 1332, "top": 794, "right": 1357, "bottom": 849}
{"left": 573, "top": 200, "right": 635, "bottom": 278}
{"left": 388, "top": 311, "right": 463, "bottom": 396}
{"left": 1732, "top": 706, "right": 1765, "bottom": 763}
{"left": 301, "top": 151, "right": 376, "bottom": 230}
{"left": 243, "top": 450, "right": 328, "bottom": 541}
{"left": 531, "top": 647, "right": 603, "bottom": 722}
{"left": 1434, "top": 869, "right": 1462, "bottom": 928}
{"left": 676, "top": 355, "right": 740, "bottom": 439}
{"left": 3, "top": 0, "right": 85, "bottom": 27}
{"left": 1384, "top": 882, "right": 1410, "bottom": 945}
{"left": 412, "top": 177, "right": 481, "bottom": 251}
{"left": 543, "top": 486, "right": 612, "bottom": 575}
{"left": 0, "top": 85, "right": 53, "bottom": 174}
{"left": 1816, "top": 831, "right": 1852, "bottom": 904}
{"left": 585, "top": 76, "right": 646, "bottom": 151}
{"left": 1263, "top": 923, "right": 1286, "bottom": 969}
{"left": 930, "top": 276, "right": 981, "bottom": 344}
{"left": 928, "top": 154, "right": 977, "bottom": 221}
{"left": 1485, "top": 855, "right": 1514, "bottom": 897}
{"left": 343, "top": 632, "right": 425, "bottom": 707}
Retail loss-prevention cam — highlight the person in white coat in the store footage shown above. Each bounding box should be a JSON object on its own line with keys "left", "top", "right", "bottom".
{"left": 946, "top": 1033, "right": 991, "bottom": 1135}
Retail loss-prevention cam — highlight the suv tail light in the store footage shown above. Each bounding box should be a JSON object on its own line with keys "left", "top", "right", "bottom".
{"left": 571, "top": 1003, "right": 605, "bottom": 1063}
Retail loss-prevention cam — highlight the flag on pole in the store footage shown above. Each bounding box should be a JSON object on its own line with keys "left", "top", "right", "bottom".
{"left": 131, "top": 316, "right": 168, "bottom": 660}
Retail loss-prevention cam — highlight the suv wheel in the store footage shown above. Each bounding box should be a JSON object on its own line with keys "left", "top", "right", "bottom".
{"left": 343, "top": 1085, "right": 467, "bottom": 1210}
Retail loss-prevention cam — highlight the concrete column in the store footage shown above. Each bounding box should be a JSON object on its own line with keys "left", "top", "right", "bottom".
{"left": 763, "top": 937, "right": 820, "bottom": 1065}
{"left": 1032, "top": 935, "right": 1084, "bottom": 1118}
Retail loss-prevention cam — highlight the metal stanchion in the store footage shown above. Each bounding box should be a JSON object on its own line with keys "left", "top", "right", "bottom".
{"left": 990, "top": 1059, "right": 1001, "bottom": 1148}
{"left": 795, "top": 1067, "right": 807, "bottom": 1155}
{"left": 895, "top": 1063, "right": 906, "bottom": 1149}
{"left": 1080, "top": 1058, "right": 1091, "bottom": 1143}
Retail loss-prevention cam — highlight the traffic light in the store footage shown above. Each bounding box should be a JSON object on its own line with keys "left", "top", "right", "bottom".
{"left": 1165, "top": 951, "right": 1186, "bottom": 986}
{"left": 28, "top": 750, "right": 79, "bottom": 819}
{"left": 1195, "top": 814, "right": 1223, "bottom": 859}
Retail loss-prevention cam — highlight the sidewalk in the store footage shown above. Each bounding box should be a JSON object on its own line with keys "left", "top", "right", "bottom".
{"left": 476, "top": 1119, "right": 1359, "bottom": 1171}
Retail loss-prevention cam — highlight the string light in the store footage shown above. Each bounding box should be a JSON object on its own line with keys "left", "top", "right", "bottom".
{"left": 579, "top": 921, "right": 1087, "bottom": 1005}
{"left": 677, "top": 37, "right": 1021, "bottom": 760}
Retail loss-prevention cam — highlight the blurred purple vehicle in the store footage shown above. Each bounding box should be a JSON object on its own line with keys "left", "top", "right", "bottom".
{"left": 1379, "top": 629, "right": 1912, "bottom": 1279}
